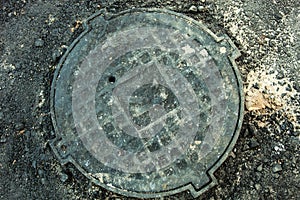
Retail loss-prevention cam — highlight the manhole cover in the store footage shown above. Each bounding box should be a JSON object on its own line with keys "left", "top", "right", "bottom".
{"left": 50, "top": 8, "right": 244, "bottom": 198}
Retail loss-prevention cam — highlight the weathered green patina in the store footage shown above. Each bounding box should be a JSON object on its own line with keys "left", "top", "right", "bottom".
{"left": 50, "top": 8, "right": 244, "bottom": 198}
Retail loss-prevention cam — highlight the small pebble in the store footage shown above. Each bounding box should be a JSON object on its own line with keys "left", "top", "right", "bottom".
{"left": 14, "top": 122, "right": 24, "bottom": 131}
{"left": 60, "top": 172, "right": 69, "bottom": 183}
{"left": 41, "top": 178, "right": 46, "bottom": 185}
{"left": 272, "top": 164, "right": 282, "bottom": 173}
{"left": 253, "top": 82, "right": 259, "bottom": 89}
{"left": 52, "top": 46, "right": 67, "bottom": 63}
{"left": 257, "top": 164, "right": 263, "bottom": 172}
{"left": 276, "top": 71, "right": 284, "bottom": 79}
{"left": 249, "top": 138, "right": 259, "bottom": 148}
{"left": 273, "top": 173, "right": 280, "bottom": 178}
{"left": 286, "top": 84, "right": 292, "bottom": 92}
{"left": 292, "top": 82, "right": 300, "bottom": 92}
{"left": 255, "top": 183, "right": 261, "bottom": 191}
{"left": 52, "top": 49, "right": 63, "bottom": 62}
{"left": 38, "top": 169, "right": 44, "bottom": 176}
{"left": 198, "top": 6, "right": 205, "bottom": 11}
{"left": 25, "top": 130, "right": 31, "bottom": 138}
{"left": 35, "top": 38, "right": 44, "bottom": 47}
{"left": 32, "top": 160, "right": 37, "bottom": 169}
{"left": 255, "top": 172, "right": 262, "bottom": 180}
{"left": 189, "top": 5, "right": 197, "bottom": 12}
{"left": 248, "top": 125, "right": 257, "bottom": 136}
{"left": 243, "top": 144, "right": 250, "bottom": 151}
{"left": 0, "top": 135, "right": 6, "bottom": 143}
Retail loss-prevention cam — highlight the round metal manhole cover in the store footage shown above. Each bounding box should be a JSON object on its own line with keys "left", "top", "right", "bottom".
{"left": 50, "top": 8, "right": 244, "bottom": 198}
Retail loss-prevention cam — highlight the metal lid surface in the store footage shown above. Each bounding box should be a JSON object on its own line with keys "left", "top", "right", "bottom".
{"left": 50, "top": 8, "right": 244, "bottom": 198}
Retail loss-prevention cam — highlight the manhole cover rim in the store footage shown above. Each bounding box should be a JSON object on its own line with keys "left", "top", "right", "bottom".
{"left": 50, "top": 8, "right": 244, "bottom": 198}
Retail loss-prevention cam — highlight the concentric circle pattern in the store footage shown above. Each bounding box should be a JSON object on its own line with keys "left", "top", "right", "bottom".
{"left": 50, "top": 9, "right": 244, "bottom": 198}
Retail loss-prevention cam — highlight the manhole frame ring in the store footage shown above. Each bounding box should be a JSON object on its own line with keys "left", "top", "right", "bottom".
{"left": 49, "top": 8, "right": 244, "bottom": 198}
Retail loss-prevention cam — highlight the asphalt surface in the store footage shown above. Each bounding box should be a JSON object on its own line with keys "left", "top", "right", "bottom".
{"left": 0, "top": 0, "right": 299, "bottom": 199}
